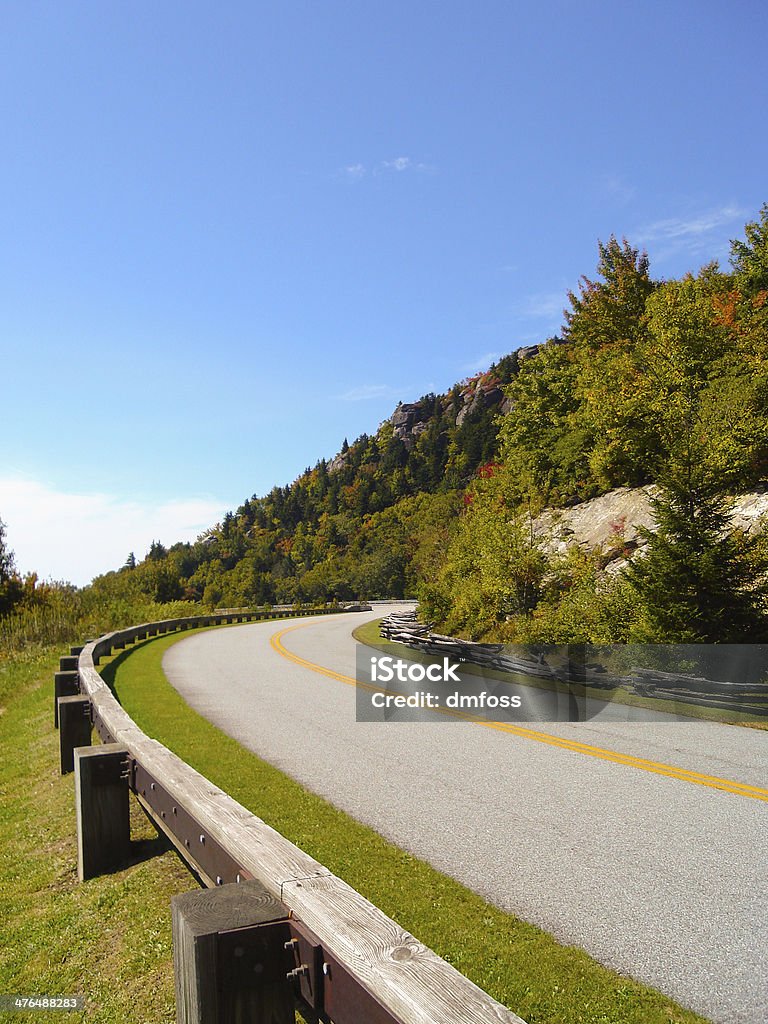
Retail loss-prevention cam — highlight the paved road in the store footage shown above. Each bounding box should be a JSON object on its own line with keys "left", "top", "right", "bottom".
{"left": 163, "top": 608, "right": 768, "bottom": 1024}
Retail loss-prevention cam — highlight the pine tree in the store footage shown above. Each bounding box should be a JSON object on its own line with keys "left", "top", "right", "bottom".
{"left": 624, "top": 470, "right": 768, "bottom": 642}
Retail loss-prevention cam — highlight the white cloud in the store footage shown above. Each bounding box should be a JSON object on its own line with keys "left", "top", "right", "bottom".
{"left": 383, "top": 156, "right": 412, "bottom": 172}
{"left": 601, "top": 174, "right": 637, "bottom": 205}
{"left": 335, "top": 384, "right": 401, "bottom": 402}
{"left": 460, "top": 352, "right": 503, "bottom": 374}
{"left": 640, "top": 204, "right": 743, "bottom": 241}
{"left": 342, "top": 156, "right": 433, "bottom": 180}
{"left": 382, "top": 156, "right": 433, "bottom": 174}
{"left": 636, "top": 203, "right": 745, "bottom": 260}
{"left": 0, "top": 476, "right": 229, "bottom": 587}
{"left": 521, "top": 291, "right": 566, "bottom": 321}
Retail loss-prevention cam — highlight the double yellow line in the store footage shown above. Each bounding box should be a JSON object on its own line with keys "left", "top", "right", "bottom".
{"left": 270, "top": 622, "right": 768, "bottom": 804}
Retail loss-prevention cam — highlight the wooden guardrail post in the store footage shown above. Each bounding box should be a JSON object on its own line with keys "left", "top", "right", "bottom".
{"left": 58, "top": 696, "right": 91, "bottom": 774}
{"left": 172, "top": 881, "right": 294, "bottom": 1024}
{"left": 74, "top": 745, "right": 131, "bottom": 881}
{"left": 53, "top": 670, "right": 80, "bottom": 728}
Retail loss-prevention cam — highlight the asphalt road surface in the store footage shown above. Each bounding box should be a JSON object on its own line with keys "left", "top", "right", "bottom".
{"left": 163, "top": 607, "right": 768, "bottom": 1024}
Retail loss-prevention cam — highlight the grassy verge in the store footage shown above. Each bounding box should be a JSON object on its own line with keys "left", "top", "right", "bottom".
{"left": 352, "top": 618, "right": 768, "bottom": 730}
{"left": 0, "top": 648, "right": 193, "bottom": 1023}
{"left": 97, "top": 625, "right": 708, "bottom": 1024}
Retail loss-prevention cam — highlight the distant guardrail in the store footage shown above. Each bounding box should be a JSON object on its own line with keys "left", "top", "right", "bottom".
{"left": 54, "top": 606, "right": 527, "bottom": 1024}
{"left": 379, "top": 611, "right": 768, "bottom": 718}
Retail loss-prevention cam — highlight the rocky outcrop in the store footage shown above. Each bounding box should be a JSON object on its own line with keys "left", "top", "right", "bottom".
{"left": 535, "top": 486, "right": 657, "bottom": 555}
{"left": 515, "top": 344, "right": 541, "bottom": 364}
{"left": 455, "top": 371, "right": 504, "bottom": 428}
{"left": 390, "top": 402, "right": 424, "bottom": 444}
{"left": 327, "top": 451, "right": 348, "bottom": 472}
{"left": 534, "top": 484, "right": 768, "bottom": 568}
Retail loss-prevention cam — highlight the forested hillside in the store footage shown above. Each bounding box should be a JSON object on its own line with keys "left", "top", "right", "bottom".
{"left": 93, "top": 355, "right": 523, "bottom": 609}
{"left": 3, "top": 206, "right": 768, "bottom": 645}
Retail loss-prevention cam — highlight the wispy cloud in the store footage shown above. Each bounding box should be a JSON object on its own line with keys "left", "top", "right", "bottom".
{"left": 460, "top": 351, "right": 503, "bottom": 375}
{"left": 339, "top": 156, "right": 433, "bottom": 181}
{"left": 384, "top": 156, "right": 433, "bottom": 174}
{"left": 636, "top": 203, "right": 746, "bottom": 261}
{"left": 383, "top": 156, "right": 412, "bottom": 172}
{"left": 521, "top": 290, "right": 566, "bottom": 321}
{"left": 335, "top": 384, "right": 402, "bottom": 402}
{"left": 0, "top": 476, "right": 229, "bottom": 587}
{"left": 343, "top": 163, "right": 366, "bottom": 181}
{"left": 600, "top": 173, "right": 636, "bottom": 206}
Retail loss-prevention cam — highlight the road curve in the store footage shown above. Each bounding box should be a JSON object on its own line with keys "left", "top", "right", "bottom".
{"left": 163, "top": 608, "right": 768, "bottom": 1024}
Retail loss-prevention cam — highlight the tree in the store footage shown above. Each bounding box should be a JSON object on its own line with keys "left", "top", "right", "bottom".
{"left": 147, "top": 539, "right": 168, "bottom": 561}
{"left": 564, "top": 235, "right": 655, "bottom": 350}
{"left": 730, "top": 203, "right": 768, "bottom": 294}
{"left": 623, "top": 470, "right": 768, "bottom": 642}
{"left": 0, "top": 517, "right": 15, "bottom": 580}
{"left": 0, "top": 517, "right": 23, "bottom": 616}
{"left": 419, "top": 469, "right": 547, "bottom": 639}
{"left": 499, "top": 340, "right": 593, "bottom": 504}
{"left": 621, "top": 259, "right": 768, "bottom": 642}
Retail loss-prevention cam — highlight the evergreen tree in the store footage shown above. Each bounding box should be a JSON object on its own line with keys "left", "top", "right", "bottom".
{"left": 147, "top": 539, "right": 168, "bottom": 561}
{"left": 624, "top": 470, "right": 768, "bottom": 642}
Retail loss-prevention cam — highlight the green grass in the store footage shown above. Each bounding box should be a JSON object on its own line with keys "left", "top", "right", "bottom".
{"left": 352, "top": 618, "right": 768, "bottom": 730}
{"left": 94, "top": 625, "right": 709, "bottom": 1024}
{"left": 0, "top": 648, "right": 193, "bottom": 1023}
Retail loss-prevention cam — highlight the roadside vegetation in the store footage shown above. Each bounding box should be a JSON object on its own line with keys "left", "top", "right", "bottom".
{"left": 0, "top": 649, "right": 191, "bottom": 1023}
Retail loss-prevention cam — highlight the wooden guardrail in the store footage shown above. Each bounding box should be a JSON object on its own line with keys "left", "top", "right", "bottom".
{"left": 56, "top": 608, "right": 527, "bottom": 1024}
{"left": 380, "top": 611, "right": 768, "bottom": 716}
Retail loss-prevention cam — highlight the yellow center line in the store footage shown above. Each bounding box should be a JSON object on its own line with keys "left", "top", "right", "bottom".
{"left": 270, "top": 621, "right": 768, "bottom": 804}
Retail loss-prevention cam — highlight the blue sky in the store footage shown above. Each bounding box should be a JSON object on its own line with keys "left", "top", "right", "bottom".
{"left": 2, "top": 0, "right": 767, "bottom": 585}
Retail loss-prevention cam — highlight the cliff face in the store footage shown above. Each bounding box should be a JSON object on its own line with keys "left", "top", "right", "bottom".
{"left": 390, "top": 402, "right": 425, "bottom": 446}
{"left": 383, "top": 344, "right": 561, "bottom": 447}
{"left": 535, "top": 484, "right": 768, "bottom": 567}
{"left": 386, "top": 363, "right": 517, "bottom": 450}
{"left": 454, "top": 372, "right": 505, "bottom": 427}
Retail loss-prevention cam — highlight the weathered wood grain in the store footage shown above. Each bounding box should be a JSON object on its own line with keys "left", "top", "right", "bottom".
{"left": 53, "top": 669, "right": 80, "bottom": 728}
{"left": 172, "top": 881, "right": 294, "bottom": 1024}
{"left": 279, "top": 875, "right": 526, "bottom": 1024}
{"left": 58, "top": 695, "right": 91, "bottom": 774}
{"left": 74, "top": 744, "right": 131, "bottom": 881}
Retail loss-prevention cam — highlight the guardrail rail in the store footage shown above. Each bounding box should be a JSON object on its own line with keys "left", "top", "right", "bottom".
{"left": 55, "top": 608, "right": 528, "bottom": 1024}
